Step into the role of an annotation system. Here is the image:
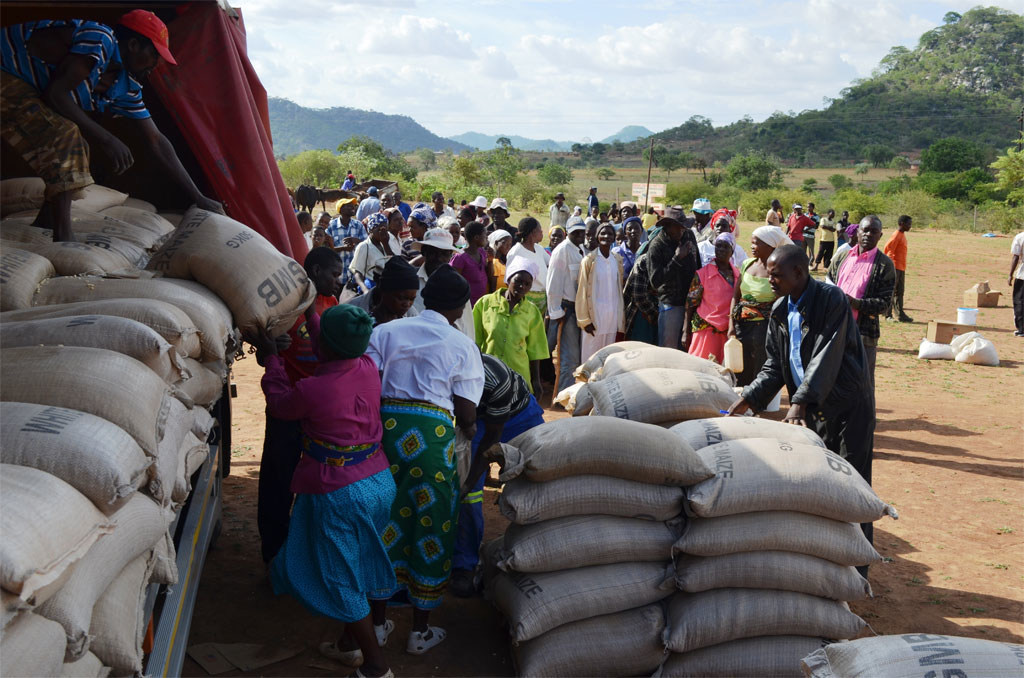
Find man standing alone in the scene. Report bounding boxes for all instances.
[587,187,599,216]
[549,192,570,231]
[786,204,812,250]
[1010,230,1024,336]
[883,215,913,323]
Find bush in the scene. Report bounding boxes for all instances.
[914,169,996,203]
[724,151,785,190]
[828,174,854,190]
[920,137,987,173]
[831,189,889,221]
[736,189,816,223]
[537,162,574,187]
[665,181,743,213]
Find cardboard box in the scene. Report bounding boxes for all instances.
[927,320,974,344]
[962,290,1002,307]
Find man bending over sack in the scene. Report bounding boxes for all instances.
[1,11,221,241]
[726,245,877,549]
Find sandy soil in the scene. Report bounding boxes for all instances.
[182,227,1022,677]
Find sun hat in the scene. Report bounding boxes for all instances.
[470,196,488,208]
[411,227,457,252]
[489,198,509,213]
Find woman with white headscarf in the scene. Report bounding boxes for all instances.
[727,226,790,385]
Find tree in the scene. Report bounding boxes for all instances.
[943,11,961,23]
[694,157,708,182]
[864,144,896,168]
[724,151,785,190]
[277,149,345,188]
[828,173,853,190]
[889,156,911,174]
[642,144,669,167]
[537,162,573,187]
[595,167,615,181]
[482,137,523,196]
[445,153,485,188]
[416,148,436,170]
[661,152,686,181]
[801,177,818,191]
[990,137,1024,205]
[855,163,870,176]
[336,135,417,181]
[920,137,987,173]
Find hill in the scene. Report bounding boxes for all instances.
[448,132,573,152]
[631,6,1023,164]
[267,98,470,157]
[601,125,654,144]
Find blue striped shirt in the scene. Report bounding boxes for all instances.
[1,20,150,119]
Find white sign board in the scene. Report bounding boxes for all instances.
[632,183,666,199]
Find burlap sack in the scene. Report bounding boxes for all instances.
[99,206,175,237]
[0,465,115,604]
[499,476,684,525]
[2,298,201,358]
[572,383,594,416]
[657,636,828,678]
[1,315,189,383]
[664,589,865,654]
[2,589,28,629]
[574,340,653,380]
[499,515,679,573]
[686,440,898,523]
[122,197,156,212]
[589,368,736,424]
[0,177,45,215]
[672,512,881,566]
[172,432,210,504]
[1,402,151,514]
[191,407,216,440]
[65,209,163,249]
[60,651,110,678]
[515,604,667,678]
[88,553,153,675]
[32,276,236,363]
[146,207,316,337]
[177,358,226,407]
[158,212,184,227]
[1,219,56,244]
[149,399,194,506]
[0,246,54,310]
[491,562,675,642]
[670,416,826,451]
[802,634,1024,678]
[502,417,711,486]
[149,531,178,587]
[598,346,733,383]
[675,551,871,600]
[553,382,584,413]
[72,185,127,213]
[38,494,172,661]
[0,611,67,678]
[2,239,134,276]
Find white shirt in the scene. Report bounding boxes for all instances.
[303,231,314,249]
[411,265,475,342]
[698,239,748,270]
[356,197,381,222]
[545,238,585,319]
[1012,232,1024,280]
[349,238,394,281]
[549,203,570,229]
[507,242,551,294]
[366,310,485,411]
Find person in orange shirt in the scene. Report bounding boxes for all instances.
[883,215,912,322]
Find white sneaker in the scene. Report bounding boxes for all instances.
[375,619,395,646]
[406,626,446,655]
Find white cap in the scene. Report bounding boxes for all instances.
[487,229,513,248]
[489,197,509,212]
[692,198,712,214]
[411,227,457,251]
[566,216,587,233]
[793,203,803,210]
[471,195,488,208]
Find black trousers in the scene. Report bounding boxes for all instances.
[734,318,768,387]
[814,241,835,268]
[257,415,302,563]
[1014,278,1024,333]
[810,401,876,547]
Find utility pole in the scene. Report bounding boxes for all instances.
[643,138,655,214]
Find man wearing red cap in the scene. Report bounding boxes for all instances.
[0,11,221,241]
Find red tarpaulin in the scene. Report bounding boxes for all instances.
[149,3,307,260]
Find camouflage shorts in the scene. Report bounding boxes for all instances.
[1,71,93,200]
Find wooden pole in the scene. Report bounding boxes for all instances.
[643,138,654,214]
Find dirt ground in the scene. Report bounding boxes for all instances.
[182,227,1023,677]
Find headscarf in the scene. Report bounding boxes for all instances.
[488,230,512,248]
[709,208,738,233]
[364,212,388,230]
[409,208,435,226]
[714,231,737,248]
[320,304,373,359]
[378,256,419,292]
[572,206,582,216]
[505,256,539,284]
[421,264,470,310]
[845,221,860,240]
[751,225,793,249]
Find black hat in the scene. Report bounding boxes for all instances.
[378,256,419,292]
[421,264,471,311]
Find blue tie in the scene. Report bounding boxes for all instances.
[788,299,805,387]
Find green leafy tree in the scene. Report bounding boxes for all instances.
[661,152,686,180]
[416,148,436,169]
[920,137,987,173]
[444,153,485,189]
[990,138,1024,205]
[277,149,345,188]
[828,173,853,190]
[801,177,818,191]
[642,144,669,168]
[889,156,911,173]
[537,162,574,187]
[337,135,417,181]
[854,163,870,176]
[864,144,896,167]
[595,167,615,181]
[483,137,524,196]
[724,151,785,190]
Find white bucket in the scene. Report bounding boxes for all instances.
[957,307,978,325]
[765,389,782,412]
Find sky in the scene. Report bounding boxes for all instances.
[241,0,1024,142]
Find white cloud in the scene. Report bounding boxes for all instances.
[357,15,474,59]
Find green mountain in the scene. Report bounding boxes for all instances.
[634,7,1023,164]
[268,98,470,157]
[449,132,574,152]
[601,126,654,144]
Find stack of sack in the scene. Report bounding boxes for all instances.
[0,183,315,675]
[485,417,716,677]
[655,418,898,677]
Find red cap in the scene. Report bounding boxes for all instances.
[119,10,176,65]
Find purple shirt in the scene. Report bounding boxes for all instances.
[450,249,489,305]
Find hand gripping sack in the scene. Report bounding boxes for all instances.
[588,368,736,424]
[598,346,733,382]
[499,476,684,525]
[514,604,667,678]
[574,340,651,380]
[672,512,882,567]
[670,416,826,451]
[491,562,675,642]
[0,465,115,605]
[0,403,151,514]
[0,246,54,310]
[686,439,898,523]
[657,636,829,678]
[503,417,712,486]
[801,634,1024,678]
[146,207,316,337]
[664,589,866,654]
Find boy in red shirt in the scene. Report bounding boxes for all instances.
[786,204,813,247]
[883,215,912,322]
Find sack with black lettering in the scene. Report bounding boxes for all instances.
[686,439,898,523]
[0,247,54,311]
[598,346,734,383]
[574,340,652,380]
[801,634,1024,678]
[588,368,736,424]
[670,416,826,451]
[146,207,316,337]
[656,635,829,677]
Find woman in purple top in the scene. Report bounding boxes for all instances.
[449,221,489,305]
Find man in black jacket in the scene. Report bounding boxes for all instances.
[647,217,700,349]
[727,245,876,544]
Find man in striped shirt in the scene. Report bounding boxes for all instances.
[450,352,545,597]
[0,11,221,241]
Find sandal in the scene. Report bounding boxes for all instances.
[318,641,363,666]
[375,619,395,647]
[406,626,446,655]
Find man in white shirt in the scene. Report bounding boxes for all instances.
[549,192,570,231]
[545,218,587,395]
[431,191,456,221]
[1010,231,1024,336]
[356,185,382,221]
[410,228,474,342]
